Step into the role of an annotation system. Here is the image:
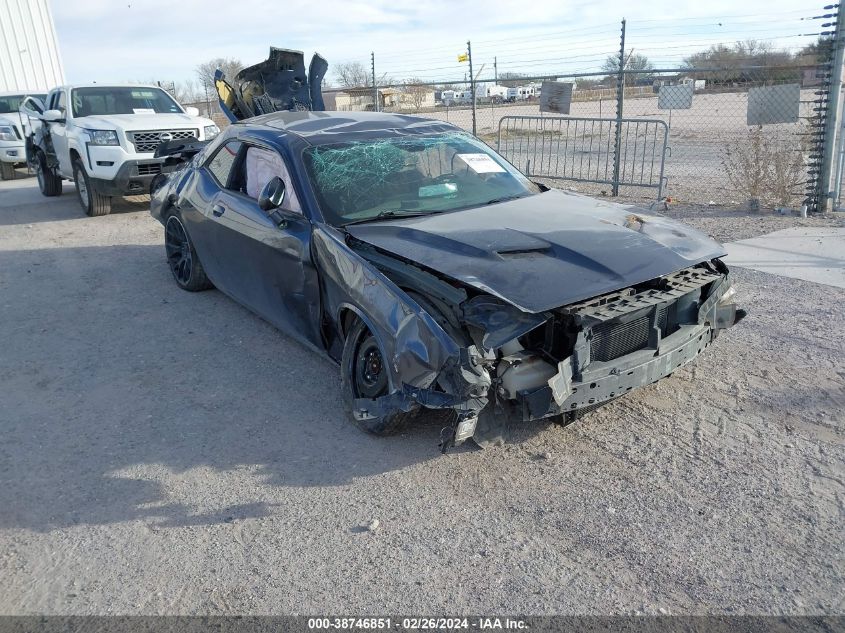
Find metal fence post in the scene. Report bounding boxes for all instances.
[371,52,379,113]
[612,18,626,197]
[468,40,477,136]
[820,5,845,211]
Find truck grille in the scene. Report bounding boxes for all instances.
[128,129,197,153]
[590,305,670,362]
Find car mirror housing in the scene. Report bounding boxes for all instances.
[43,109,65,123]
[258,176,286,212]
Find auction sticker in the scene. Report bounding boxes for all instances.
[456,153,506,173]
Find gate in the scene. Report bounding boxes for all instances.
[497,116,670,200]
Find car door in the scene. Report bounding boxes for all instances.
[47,90,72,176]
[197,140,322,346]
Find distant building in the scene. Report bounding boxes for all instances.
[0,0,65,92]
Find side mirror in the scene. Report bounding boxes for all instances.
[185,106,200,116]
[258,176,286,212]
[43,109,64,123]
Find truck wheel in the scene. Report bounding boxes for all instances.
[72,158,111,216]
[0,162,15,180]
[341,318,418,436]
[35,152,62,196]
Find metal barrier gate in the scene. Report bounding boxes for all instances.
[497,116,670,200]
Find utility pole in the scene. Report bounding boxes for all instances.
[371,52,379,112]
[468,40,477,136]
[494,56,498,84]
[611,18,626,197]
[820,5,845,211]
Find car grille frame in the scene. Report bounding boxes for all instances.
[128,129,198,153]
[136,163,162,176]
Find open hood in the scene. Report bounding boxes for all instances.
[346,190,726,313]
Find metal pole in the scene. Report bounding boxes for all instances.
[612,18,626,197]
[821,6,845,211]
[371,52,379,112]
[494,56,498,84]
[468,40,477,136]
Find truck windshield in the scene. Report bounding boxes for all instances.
[71,87,183,117]
[0,94,46,114]
[303,132,539,226]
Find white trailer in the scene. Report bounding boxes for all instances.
[0,0,65,92]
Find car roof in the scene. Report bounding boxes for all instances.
[0,91,46,97]
[238,110,462,146]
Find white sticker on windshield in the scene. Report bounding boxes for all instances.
[132,108,155,114]
[456,153,506,173]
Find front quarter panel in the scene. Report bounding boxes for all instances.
[312,225,460,390]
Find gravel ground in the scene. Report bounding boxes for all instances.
[0,175,843,616]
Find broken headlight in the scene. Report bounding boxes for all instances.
[718,285,736,305]
[0,125,17,141]
[85,129,119,146]
[203,124,220,140]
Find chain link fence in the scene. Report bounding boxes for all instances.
[344,65,816,209]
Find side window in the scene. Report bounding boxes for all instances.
[205,140,242,187]
[56,91,66,114]
[236,144,303,214]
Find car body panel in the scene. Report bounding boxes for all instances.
[346,189,726,313]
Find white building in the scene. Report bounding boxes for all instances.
[0,0,65,92]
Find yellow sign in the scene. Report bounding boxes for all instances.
[457,53,468,63]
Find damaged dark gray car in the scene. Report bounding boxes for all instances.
[150,110,745,449]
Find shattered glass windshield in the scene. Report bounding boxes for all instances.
[302,133,539,226]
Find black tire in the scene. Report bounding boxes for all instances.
[341,319,417,435]
[73,158,111,216]
[0,162,16,180]
[163,212,214,292]
[35,151,62,196]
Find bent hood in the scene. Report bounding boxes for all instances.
[346,190,726,313]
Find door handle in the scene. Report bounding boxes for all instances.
[211,204,225,217]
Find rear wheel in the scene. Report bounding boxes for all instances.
[341,319,417,435]
[164,213,213,292]
[0,162,15,180]
[35,152,62,196]
[73,158,111,216]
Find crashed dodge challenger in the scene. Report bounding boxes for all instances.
[150,110,745,449]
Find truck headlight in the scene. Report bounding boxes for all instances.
[0,126,16,141]
[86,130,120,146]
[203,124,219,140]
[718,285,736,305]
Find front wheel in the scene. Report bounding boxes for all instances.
[341,319,417,435]
[73,159,111,216]
[35,152,62,196]
[163,213,213,292]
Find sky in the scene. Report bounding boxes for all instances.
[51,0,822,87]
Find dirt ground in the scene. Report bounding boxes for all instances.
[0,172,843,616]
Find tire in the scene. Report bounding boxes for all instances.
[73,158,111,216]
[341,318,417,436]
[163,212,214,292]
[35,151,62,196]
[0,162,15,180]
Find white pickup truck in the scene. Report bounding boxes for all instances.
[25,84,219,216]
[0,91,46,180]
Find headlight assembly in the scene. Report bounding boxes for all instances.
[203,124,220,140]
[86,129,120,146]
[0,125,17,141]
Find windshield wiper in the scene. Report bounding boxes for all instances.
[343,210,434,226]
[484,194,527,206]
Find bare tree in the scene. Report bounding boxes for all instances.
[195,58,244,93]
[497,72,526,88]
[334,61,370,88]
[403,78,430,112]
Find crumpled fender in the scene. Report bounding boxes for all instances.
[312,225,462,390]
